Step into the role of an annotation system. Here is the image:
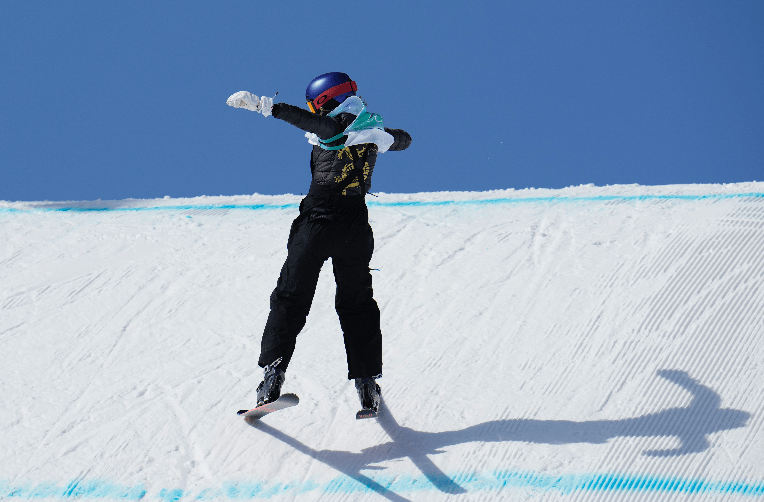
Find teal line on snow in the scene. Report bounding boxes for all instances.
[0,203,299,214]
[0,480,146,499]
[369,191,764,208]
[3,471,763,499]
[1,192,763,214]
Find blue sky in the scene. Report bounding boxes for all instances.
[1,1,762,202]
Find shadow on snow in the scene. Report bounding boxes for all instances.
[246,369,749,500]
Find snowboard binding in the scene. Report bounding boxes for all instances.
[355,377,381,419]
[256,358,285,407]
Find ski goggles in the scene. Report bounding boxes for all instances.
[307,80,357,113]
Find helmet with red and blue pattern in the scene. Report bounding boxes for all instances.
[306,72,357,114]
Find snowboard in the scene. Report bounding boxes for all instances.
[237,393,299,420]
[356,409,378,420]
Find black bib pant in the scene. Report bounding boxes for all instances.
[258,199,382,379]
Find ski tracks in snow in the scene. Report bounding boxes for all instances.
[2,186,764,501]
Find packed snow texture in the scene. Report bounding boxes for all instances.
[2,182,764,501]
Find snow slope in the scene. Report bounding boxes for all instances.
[2,182,764,501]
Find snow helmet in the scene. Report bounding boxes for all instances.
[306,72,357,114]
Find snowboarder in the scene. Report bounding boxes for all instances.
[227,72,411,415]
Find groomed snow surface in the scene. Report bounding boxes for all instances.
[2,182,764,502]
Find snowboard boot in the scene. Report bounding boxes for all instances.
[355,377,381,413]
[256,359,285,407]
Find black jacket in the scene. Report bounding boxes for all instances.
[272,103,411,206]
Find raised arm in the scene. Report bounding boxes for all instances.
[227,92,342,141]
[227,91,411,150]
[270,103,345,140]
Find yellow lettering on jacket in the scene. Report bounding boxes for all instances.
[334,146,371,195]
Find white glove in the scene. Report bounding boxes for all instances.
[305,132,319,146]
[226,91,261,112]
[226,91,274,117]
[259,95,273,117]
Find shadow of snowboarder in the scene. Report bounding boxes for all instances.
[247,369,749,498]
